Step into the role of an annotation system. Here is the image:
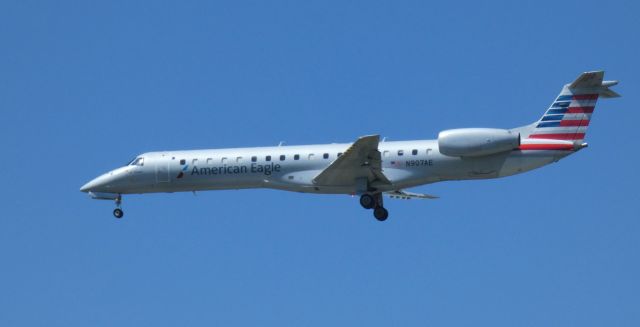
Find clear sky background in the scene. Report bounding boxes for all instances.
[1,0,638,326]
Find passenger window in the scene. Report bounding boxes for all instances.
[180,159,186,165]
[236,156,243,163]
[280,155,286,161]
[426,148,433,155]
[251,156,257,162]
[294,154,300,160]
[221,157,227,164]
[412,149,418,155]
[192,159,198,165]
[206,158,213,165]
[337,152,343,157]
[266,155,271,162]
[308,154,315,160]
[323,153,329,159]
[398,150,404,156]
[383,151,389,157]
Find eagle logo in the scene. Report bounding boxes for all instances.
[176,164,189,179]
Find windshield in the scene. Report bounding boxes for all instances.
[127,157,144,166]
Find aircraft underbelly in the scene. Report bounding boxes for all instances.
[499,151,570,177]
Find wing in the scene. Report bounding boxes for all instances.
[313,135,391,187]
[386,189,439,200]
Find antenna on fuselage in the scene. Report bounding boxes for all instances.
[278,141,285,146]
[381,137,387,142]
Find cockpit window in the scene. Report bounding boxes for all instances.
[129,157,144,166]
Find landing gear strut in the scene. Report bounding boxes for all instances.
[113,195,124,219]
[359,193,389,221]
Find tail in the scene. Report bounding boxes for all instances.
[522,71,620,142]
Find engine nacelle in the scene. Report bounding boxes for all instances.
[438,128,520,157]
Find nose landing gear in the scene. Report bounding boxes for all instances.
[113,195,124,219]
[359,193,389,221]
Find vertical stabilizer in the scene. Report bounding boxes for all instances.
[523,71,619,142]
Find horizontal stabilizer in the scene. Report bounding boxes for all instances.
[569,70,621,98]
[569,71,605,88]
[599,87,621,98]
[386,190,439,200]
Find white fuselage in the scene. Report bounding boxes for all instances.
[81,139,572,196]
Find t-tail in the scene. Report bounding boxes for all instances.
[519,71,619,148]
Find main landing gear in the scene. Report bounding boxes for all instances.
[113,195,124,219]
[360,193,389,221]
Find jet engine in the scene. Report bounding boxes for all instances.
[438,128,520,157]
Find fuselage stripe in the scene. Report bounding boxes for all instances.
[518,144,574,150]
[529,133,585,140]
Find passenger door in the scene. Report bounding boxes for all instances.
[155,154,170,183]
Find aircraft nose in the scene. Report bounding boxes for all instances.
[80,178,99,192]
[80,167,131,193]
[80,174,110,193]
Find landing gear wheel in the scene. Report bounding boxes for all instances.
[113,208,124,219]
[360,194,375,209]
[373,207,389,221]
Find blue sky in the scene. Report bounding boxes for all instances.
[1,0,639,326]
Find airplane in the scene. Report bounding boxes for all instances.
[81,71,619,221]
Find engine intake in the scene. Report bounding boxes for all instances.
[438,128,520,157]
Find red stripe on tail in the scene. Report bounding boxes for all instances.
[529,133,586,140]
[560,120,590,127]
[566,106,595,113]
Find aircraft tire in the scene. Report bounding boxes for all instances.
[360,194,375,209]
[113,208,124,219]
[373,207,388,221]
